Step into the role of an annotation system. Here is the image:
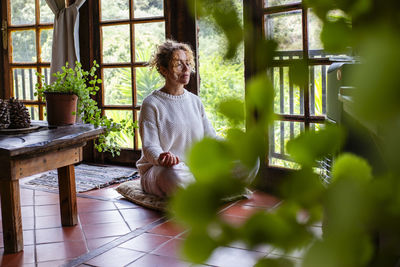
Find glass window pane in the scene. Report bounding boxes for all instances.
[11,30,37,62]
[102,25,130,63]
[264,0,301,7]
[198,12,245,137]
[40,29,53,62]
[199,52,245,136]
[265,11,303,52]
[308,9,323,51]
[101,0,129,21]
[13,68,37,101]
[104,68,132,105]
[270,157,301,169]
[309,65,328,116]
[269,120,304,168]
[11,0,35,25]
[104,110,134,149]
[40,0,54,23]
[134,0,164,18]
[272,67,302,115]
[136,67,163,106]
[26,105,39,121]
[135,22,165,62]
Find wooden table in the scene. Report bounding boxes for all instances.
[0,122,103,253]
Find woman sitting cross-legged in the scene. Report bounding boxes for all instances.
[137,39,258,198]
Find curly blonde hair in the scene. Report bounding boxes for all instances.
[149,39,195,77]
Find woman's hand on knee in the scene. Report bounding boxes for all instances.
[158,152,180,167]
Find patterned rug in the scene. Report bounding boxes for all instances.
[24,163,139,193]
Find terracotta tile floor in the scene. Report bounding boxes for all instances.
[0,174,316,267]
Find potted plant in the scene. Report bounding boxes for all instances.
[35,61,135,156]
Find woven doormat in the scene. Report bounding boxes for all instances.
[24,163,139,193]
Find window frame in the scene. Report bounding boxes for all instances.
[79,0,198,164]
[244,0,346,169]
[1,0,54,120]
[99,1,167,151]
[0,0,198,165]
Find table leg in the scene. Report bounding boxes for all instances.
[57,165,78,226]
[0,180,23,253]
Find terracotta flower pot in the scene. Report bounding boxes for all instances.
[44,92,78,126]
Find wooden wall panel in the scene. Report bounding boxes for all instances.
[0,1,4,99]
[165,0,199,95]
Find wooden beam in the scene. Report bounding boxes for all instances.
[10,146,82,180]
[79,0,100,163]
[244,0,264,80]
[0,180,23,253]
[0,0,11,99]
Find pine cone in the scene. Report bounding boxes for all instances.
[0,99,10,129]
[8,98,31,129]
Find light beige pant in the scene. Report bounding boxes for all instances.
[140,159,260,198]
[141,162,195,198]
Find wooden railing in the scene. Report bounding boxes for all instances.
[269,49,329,163]
[13,68,50,120]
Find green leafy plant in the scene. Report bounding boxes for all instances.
[35,61,136,156]
[169,0,400,266]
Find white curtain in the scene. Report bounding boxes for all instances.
[46,0,86,82]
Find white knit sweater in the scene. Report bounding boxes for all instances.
[136,89,216,174]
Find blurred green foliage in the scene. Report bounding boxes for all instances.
[170,0,400,266]
[189,0,243,59]
[198,52,245,135]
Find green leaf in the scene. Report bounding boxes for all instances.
[280,169,325,207]
[324,157,374,241]
[252,38,277,72]
[353,30,400,123]
[254,257,295,267]
[212,2,243,59]
[187,138,233,181]
[335,0,372,18]
[242,207,312,250]
[303,0,335,19]
[287,125,345,167]
[320,19,352,53]
[181,229,217,263]
[190,0,243,59]
[169,183,220,228]
[303,234,373,267]
[246,74,275,127]
[331,153,373,183]
[218,98,244,123]
[289,60,308,86]
[226,126,265,170]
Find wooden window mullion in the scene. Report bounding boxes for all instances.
[302,6,310,129]
[129,0,138,150]
[35,0,45,119]
[263,3,302,15]
[1,0,11,99]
